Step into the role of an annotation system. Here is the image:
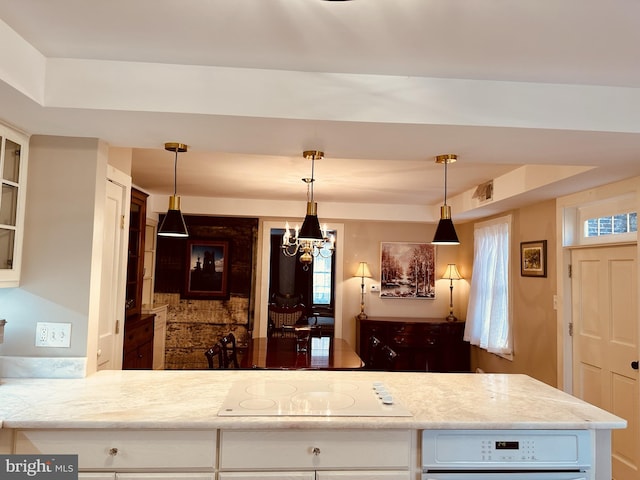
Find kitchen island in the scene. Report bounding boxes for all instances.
[0,370,626,479]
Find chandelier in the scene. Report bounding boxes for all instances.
[282,150,335,268]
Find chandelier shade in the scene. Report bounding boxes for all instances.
[158,142,189,238]
[299,203,324,240]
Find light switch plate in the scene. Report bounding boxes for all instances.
[35,322,71,348]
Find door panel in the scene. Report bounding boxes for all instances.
[97,180,126,370]
[571,245,638,480]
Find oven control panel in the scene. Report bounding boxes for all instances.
[423,429,592,470]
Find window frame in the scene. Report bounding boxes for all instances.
[577,193,637,245]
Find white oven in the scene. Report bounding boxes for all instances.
[422,430,592,480]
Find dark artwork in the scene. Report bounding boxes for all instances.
[155,215,258,298]
[186,241,228,297]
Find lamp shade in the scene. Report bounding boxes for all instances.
[432,218,459,245]
[354,261,372,278]
[158,196,188,237]
[442,263,462,280]
[298,202,324,240]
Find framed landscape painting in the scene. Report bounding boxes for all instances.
[380,242,436,299]
[520,240,547,277]
[184,240,230,298]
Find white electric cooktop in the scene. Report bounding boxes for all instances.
[218,379,412,417]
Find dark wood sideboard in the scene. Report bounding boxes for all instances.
[356,317,470,372]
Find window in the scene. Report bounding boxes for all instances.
[584,212,637,238]
[576,193,637,245]
[464,215,512,357]
[312,244,333,305]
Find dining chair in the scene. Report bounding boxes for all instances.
[267,303,306,337]
[218,332,240,368]
[204,343,224,369]
[367,335,398,371]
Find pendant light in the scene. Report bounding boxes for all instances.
[282,150,335,268]
[158,142,189,238]
[432,154,460,245]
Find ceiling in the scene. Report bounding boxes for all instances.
[1,0,640,222]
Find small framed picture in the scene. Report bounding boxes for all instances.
[520,240,547,277]
[184,240,230,298]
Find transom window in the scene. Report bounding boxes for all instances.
[584,212,637,238]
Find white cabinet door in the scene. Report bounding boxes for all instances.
[116,474,214,480]
[0,122,29,288]
[80,474,214,480]
[317,472,410,480]
[219,473,314,480]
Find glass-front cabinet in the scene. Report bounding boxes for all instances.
[0,122,29,288]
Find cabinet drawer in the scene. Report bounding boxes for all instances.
[15,430,216,470]
[220,429,410,470]
[317,472,409,480]
[219,473,314,480]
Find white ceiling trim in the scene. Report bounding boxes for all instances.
[39,58,640,134]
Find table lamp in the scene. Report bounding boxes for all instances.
[442,264,462,322]
[354,262,372,320]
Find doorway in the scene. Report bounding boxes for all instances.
[257,221,344,339]
[268,228,335,315]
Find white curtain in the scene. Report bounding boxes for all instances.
[464,218,512,354]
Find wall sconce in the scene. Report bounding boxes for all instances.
[158,142,189,238]
[353,262,372,320]
[442,263,462,322]
[432,154,460,245]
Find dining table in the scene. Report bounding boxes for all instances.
[240,335,363,370]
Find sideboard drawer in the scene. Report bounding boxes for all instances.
[15,429,216,470]
[220,429,410,470]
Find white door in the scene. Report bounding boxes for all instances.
[97,179,127,370]
[571,245,639,480]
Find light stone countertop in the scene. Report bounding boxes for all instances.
[0,370,626,430]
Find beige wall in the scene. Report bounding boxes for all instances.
[468,199,557,386]
[340,220,466,344]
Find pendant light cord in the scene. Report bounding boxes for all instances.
[443,159,448,206]
[173,149,178,196]
[310,155,315,202]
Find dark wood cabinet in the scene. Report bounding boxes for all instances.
[123,188,154,369]
[125,188,148,317]
[356,317,470,372]
[122,313,155,369]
